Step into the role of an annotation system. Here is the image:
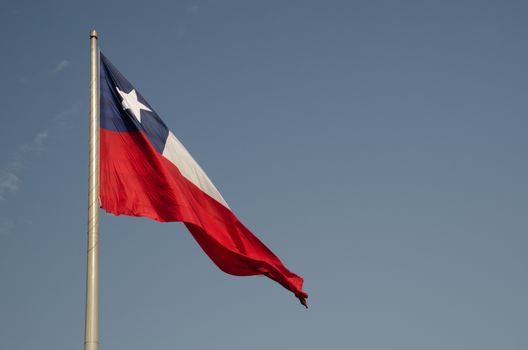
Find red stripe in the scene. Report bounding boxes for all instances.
[100,129,308,306]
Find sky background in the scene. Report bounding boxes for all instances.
[0,0,527,349]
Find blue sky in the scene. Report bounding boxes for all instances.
[0,1,527,349]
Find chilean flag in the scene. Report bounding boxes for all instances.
[99,53,308,306]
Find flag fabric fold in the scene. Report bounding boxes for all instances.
[99,53,308,306]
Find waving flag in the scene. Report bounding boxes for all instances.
[99,53,308,306]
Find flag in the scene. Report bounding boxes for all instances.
[99,53,308,306]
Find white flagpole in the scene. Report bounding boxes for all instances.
[85,29,100,350]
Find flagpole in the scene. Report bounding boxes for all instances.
[85,29,100,350]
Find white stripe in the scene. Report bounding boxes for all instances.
[162,131,229,208]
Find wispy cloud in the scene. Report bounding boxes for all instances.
[0,129,48,199]
[51,59,70,74]
[0,217,15,235]
[177,0,207,38]
[19,59,71,83]
[187,3,200,13]
[0,102,80,200]
[52,100,82,122]
[20,130,49,153]
[0,172,20,199]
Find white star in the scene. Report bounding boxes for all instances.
[117,87,152,123]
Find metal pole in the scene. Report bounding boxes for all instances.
[85,29,100,350]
